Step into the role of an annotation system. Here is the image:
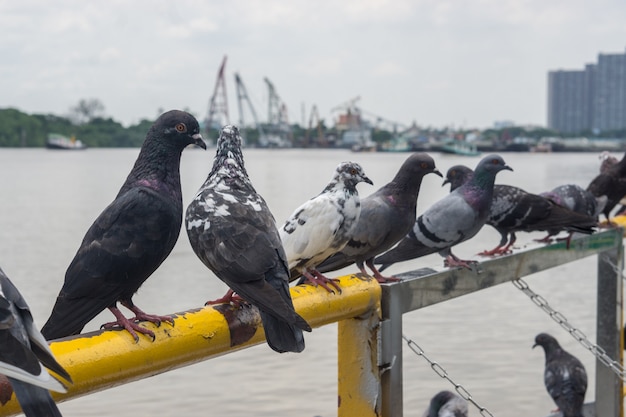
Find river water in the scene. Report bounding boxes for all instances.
[0,147,613,416]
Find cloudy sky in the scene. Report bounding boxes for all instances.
[1,0,625,130]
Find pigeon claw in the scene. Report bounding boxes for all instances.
[443,255,478,271]
[303,270,342,294]
[364,260,401,283]
[205,289,246,307]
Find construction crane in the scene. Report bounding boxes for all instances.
[262,77,293,147]
[205,55,230,139]
[234,72,271,146]
[305,105,326,147]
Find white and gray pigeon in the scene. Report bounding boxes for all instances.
[186,125,311,353]
[0,267,72,417]
[444,165,597,255]
[534,333,587,417]
[314,153,441,282]
[279,161,373,293]
[41,110,206,342]
[375,154,512,271]
[422,390,468,417]
[541,184,606,219]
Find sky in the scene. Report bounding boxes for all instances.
[1,0,625,131]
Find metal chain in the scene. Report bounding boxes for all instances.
[512,278,626,381]
[402,334,495,417]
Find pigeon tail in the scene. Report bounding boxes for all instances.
[375,237,438,272]
[226,275,311,353]
[41,293,115,341]
[259,311,306,353]
[8,378,63,417]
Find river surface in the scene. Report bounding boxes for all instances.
[0,148,614,416]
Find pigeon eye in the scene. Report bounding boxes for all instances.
[350,168,357,175]
[492,158,499,165]
[420,162,428,169]
[175,123,187,133]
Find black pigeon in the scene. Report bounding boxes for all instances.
[315,153,441,282]
[185,125,311,353]
[375,154,512,271]
[444,165,597,255]
[587,150,626,220]
[422,390,468,417]
[41,110,206,342]
[279,161,373,293]
[534,333,587,417]
[0,267,72,417]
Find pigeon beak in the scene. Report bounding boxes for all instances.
[192,133,207,150]
[432,169,443,178]
[503,164,513,172]
[442,178,450,187]
[363,176,374,186]
[532,342,538,349]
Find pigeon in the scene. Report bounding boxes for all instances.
[444,165,597,256]
[541,184,606,219]
[185,125,311,353]
[314,153,441,282]
[375,154,512,270]
[587,150,626,220]
[41,110,206,342]
[422,390,468,417]
[599,150,619,174]
[533,333,587,417]
[0,267,72,417]
[279,161,373,293]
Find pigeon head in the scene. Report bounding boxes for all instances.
[399,153,442,180]
[533,332,561,353]
[443,165,473,191]
[425,391,460,417]
[468,154,512,188]
[210,125,248,178]
[153,110,206,151]
[326,161,373,192]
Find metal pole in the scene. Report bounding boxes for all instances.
[380,284,404,417]
[595,239,624,417]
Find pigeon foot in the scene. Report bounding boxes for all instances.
[102,306,155,342]
[479,243,513,257]
[205,289,246,307]
[303,269,342,294]
[122,300,175,327]
[363,260,400,283]
[443,254,478,271]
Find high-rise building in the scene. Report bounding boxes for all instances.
[547,48,626,133]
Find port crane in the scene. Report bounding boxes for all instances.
[205,55,230,138]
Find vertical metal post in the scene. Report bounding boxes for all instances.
[380,285,404,417]
[596,241,624,417]
[338,308,382,417]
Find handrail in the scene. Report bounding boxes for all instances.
[0,275,381,417]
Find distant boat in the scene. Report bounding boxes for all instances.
[46,133,87,150]
[439,140,480,156]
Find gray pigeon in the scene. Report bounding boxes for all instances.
[534,333,587,417]
[185,125,311,353]
[541,184,606,219]
[375,154,512,270]
[444,165,597,255]
[422,390,468,417]
[0,267,72,417]
[587,150,626,220]
[315,153,441,282]
[41,110,206,342]
[280,161,373,293]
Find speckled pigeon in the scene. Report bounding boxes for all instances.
[375,154,512,270]
[541,184,606,219]
[422,390,468,417]
[315,153,441,282]
[186,125,311,353]
[41,110,206,342]
[279,161,373,293]
[444,165,597,255]
[533,333,587,417]
[587,150,626,220]
[0,267,72,417]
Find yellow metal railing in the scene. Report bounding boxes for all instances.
[0,275,382,417]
